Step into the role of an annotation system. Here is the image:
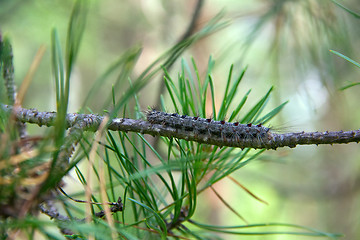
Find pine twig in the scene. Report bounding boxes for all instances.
[39,197,123,221]
[2,104,360,150]
[39,196,123,235]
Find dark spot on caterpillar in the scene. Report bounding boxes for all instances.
[181,116,195,131]
[247,123,252,127]
[206,118,212,123]
[256,124,262,127]
[220,120,225,124]
[234,122,239,126]
[164,121,172,127]
[196,124,208,134]
[210,131,222,138]
[184,124,194,131]
[224,131,234,138]
[181,115,186,118]
[174,121,183,129]
[238,133,246,138]
[194,116,199,120]
[208,125,222,137]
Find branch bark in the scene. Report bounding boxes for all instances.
[2,104,360,150]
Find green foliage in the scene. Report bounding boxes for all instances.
[52,0,88,147]
[54,55,330,238]
[2,0,358,239]
[331,0,360,19]
[330,50,360,90]
[0,36,15,105]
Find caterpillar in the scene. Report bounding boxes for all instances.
[146,110,273,143]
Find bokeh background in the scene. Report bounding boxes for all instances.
[2,0,360,239]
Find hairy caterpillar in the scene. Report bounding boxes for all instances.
[146,110,273,143]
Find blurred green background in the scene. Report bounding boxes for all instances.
[2,0,360,239]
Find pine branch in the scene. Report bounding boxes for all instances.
[3,104,360,150]
[39,197,123,235]
[39,197,123,222]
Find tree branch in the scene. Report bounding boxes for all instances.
[39,196,123,235]
[2,104,360,150]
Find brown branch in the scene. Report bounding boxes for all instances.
[2,104,360,150]
[39,197,123,221]
[39,197,123,235]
